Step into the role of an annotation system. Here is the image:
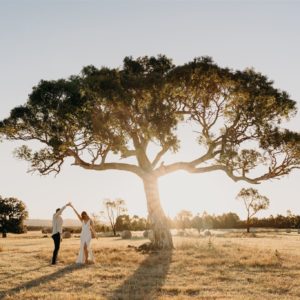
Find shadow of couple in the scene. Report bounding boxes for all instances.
[109,249,173,299]
[1,250,172,300]
[0,264,83,299]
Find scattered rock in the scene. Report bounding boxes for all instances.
[121,230,132,239]
[62,231,71,238]
[204,230,211,237]
[143,230,154,242]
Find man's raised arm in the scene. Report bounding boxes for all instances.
[54,202,71,217]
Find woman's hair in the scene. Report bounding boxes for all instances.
[81,211,89,219]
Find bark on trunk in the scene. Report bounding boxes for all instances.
[246,218,250,233]
[143,175,173,249]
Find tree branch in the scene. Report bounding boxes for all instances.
[67,149,144,177]
[151,146,169,168]
[120,149,137,159]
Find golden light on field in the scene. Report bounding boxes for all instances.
[2,231,300,299]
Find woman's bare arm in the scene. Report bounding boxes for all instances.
[70,204,82,222]
[90,221,97,238]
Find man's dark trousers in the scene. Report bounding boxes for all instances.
[51,232,61,264]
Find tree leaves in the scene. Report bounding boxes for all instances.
[0,196,28,233]
[0,55,299,182]
[236,188,270,217]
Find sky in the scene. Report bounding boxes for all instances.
[0,0,299,221]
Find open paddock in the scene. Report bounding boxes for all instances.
[0,231,300,299]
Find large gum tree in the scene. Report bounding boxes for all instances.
[1,56,300,249]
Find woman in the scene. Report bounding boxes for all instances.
[70,203,97,264]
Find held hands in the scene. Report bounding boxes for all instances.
[68,202,76,212]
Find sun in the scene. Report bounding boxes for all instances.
[158,170,241,219]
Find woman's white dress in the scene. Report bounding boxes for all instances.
[76,219,94,264]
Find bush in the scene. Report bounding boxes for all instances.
[26,226,43,231]
[41,227,52,234]
[63,227,81,234]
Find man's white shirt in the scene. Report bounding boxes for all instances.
[52,205,67,235]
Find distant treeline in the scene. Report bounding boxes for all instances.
[29,212,300,233]
[32,214,149,233]
[171,212,300,231]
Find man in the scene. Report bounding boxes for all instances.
[51,202,70,265]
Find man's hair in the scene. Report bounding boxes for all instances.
[56,208,60,213]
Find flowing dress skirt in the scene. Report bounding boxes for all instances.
[76,220,94,263]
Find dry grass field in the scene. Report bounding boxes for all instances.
[1,231,300,299]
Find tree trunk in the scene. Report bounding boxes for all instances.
[143,175,173,249]
[112,226,116,236]
[2,228,7,238]
[246,218,250,233]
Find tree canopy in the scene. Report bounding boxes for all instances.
[1,55,299,183]
[1,55,300,248]
[236,187,270,232]
[0,196,28,236]
[101,198,127,236]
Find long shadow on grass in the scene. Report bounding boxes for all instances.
[1,266,48,281]
[0,264,83,299]
[109,250,173,300]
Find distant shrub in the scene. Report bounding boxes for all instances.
[41,227,52,234]
[63,227,81,234]
[27,226,44,231]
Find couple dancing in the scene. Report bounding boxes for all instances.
[51,202,97,265]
